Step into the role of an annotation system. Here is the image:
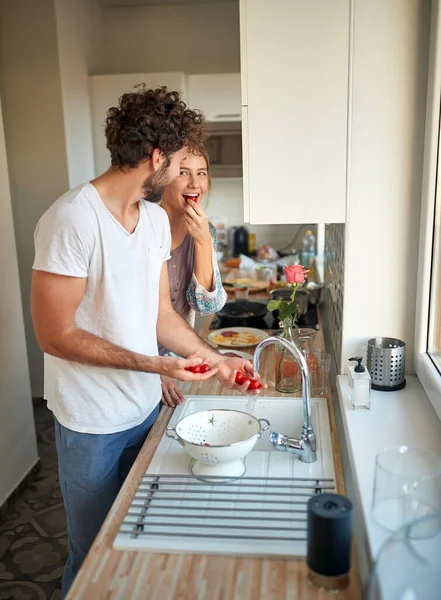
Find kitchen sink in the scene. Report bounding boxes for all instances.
[113,396,336,557]
[149,395,335,478]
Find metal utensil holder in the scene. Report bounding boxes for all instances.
[367,337,406,391]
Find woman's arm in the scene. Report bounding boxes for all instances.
[187,222,227,315]
[184,198,213,289]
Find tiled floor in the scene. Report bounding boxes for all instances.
[0,400,66,600]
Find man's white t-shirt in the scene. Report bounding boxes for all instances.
[33,183,171,434]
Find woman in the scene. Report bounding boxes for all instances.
[159,145,227,407]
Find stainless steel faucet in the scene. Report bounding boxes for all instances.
[253,336,317,463]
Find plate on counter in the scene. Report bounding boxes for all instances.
[222,278,269,293]
[218,349,254,361]
[208,327,269,348]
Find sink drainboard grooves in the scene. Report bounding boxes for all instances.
[116,474,335,547]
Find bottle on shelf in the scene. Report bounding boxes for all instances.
[248,232,256,255]
[348,357,371,410]
[302,229,316,267]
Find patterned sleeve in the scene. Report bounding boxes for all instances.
[186,222,228,315]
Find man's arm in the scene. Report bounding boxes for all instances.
[31,270,214,380]
[156,264,262,392]
[156,263,221,362]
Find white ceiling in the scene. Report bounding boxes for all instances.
[98,0,236,7]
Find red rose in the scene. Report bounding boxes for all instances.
[284,265,309,284]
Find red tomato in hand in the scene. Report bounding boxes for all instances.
[192,365,202,373]
[185,367,193,372]
[249,379,262,390]
[235,372,246,385]
[199,364,211,373]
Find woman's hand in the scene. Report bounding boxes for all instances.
[161,376,185,407]
[185,199,211,246]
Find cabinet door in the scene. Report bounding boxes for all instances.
[187,74,241,122]
[89,73,187,176]
[241,0,349,224]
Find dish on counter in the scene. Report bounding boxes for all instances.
[218,349,254,361]
[208,327,269,348]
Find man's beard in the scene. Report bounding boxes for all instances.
[142,161,174,204]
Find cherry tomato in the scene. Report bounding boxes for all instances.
[192,365,202,374]
[199,363,211,373]
[185,367,193,372]
[235,372,246,385]
[249,379,262,390]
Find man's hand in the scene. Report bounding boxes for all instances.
[154,354,218,382]
[212,356,266,395]
[161,376,185,407]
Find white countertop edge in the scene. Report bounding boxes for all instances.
[336,375,441,574]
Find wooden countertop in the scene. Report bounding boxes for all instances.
[67,310,361,600]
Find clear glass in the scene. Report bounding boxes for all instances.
[428,140,441,373]
[366,513,441,600]
[293,328,320,393]
[312,350,331,396]
[372,446,441,532]
[275,319,301,393]
[234,284,249,300]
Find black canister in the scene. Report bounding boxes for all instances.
[233,226,249,257]
[307,493,353,590]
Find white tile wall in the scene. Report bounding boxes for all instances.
[324,223,345,373]
[205,179,303,251]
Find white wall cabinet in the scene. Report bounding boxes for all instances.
[240,0,350,224]
[187,73,241,122]
[89,73,187,176]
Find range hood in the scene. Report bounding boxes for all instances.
[205,121,242,178]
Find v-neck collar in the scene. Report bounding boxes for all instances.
[88,182,142,237]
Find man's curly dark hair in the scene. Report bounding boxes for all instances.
[105,85,206,169]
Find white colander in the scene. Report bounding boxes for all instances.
[166,409,270,481]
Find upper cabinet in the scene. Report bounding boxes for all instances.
[240,0,350,224]
[187,74,241,122]
[89,73,187,176]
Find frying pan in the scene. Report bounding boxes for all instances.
[217,301,267,325]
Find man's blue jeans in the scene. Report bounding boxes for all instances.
[54,403,160,598]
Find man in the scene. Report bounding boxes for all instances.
[31,86,259,597]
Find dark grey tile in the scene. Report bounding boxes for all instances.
[0,580,56,600]
[0,537,68,583]
[22,471,60,505]
[1,490,65,537]
[48,585,61,600]
[0,498,40,537]
[29,505,66,539]
[0,539,11,562]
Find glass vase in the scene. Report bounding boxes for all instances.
[275,319,301,393]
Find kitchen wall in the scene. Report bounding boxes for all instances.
[0,0,70,397]
[0,0,104,397]
[328,0,430,375]
[98,2,240,75]
[0,91,38,508]
[55,0,104,187]
[207,179,303,251]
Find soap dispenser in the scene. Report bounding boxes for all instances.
[348,357,371,410]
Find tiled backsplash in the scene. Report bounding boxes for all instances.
[324,223,345,373]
